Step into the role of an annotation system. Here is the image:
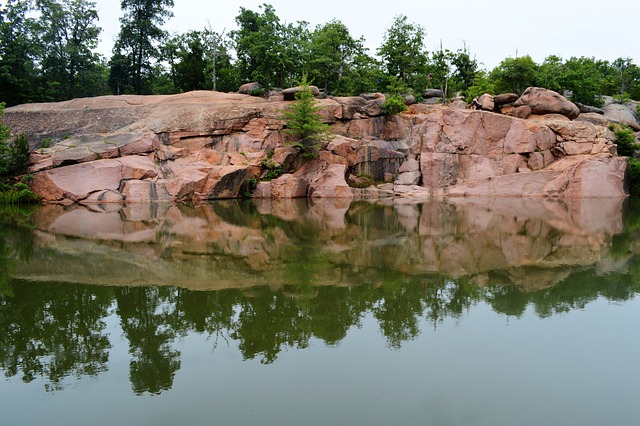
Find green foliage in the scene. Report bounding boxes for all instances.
[382,94,408,115]
[377,15,427,93]
[612,92,632,104]
[536,55,564,93]
[381,77,409,114]
[450,44,479,94]
[280,77,332,158]
[465,70,495,102]
[0,0,39,105]
[260,155,283,181]
[490,55,538,95]
[232,4,308,90]
[307,20,372,96]
[0,104,29,179]
[560,57,604,107]
[35,0,102,100]
[610,123,639,157]
[627,158,640,196]
[110,0,174,94]
[0,181,40,205]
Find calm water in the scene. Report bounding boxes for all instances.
[1,197,639,426]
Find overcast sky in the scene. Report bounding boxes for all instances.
[94,0,639,70]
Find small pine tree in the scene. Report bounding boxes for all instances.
[280,77,332,158]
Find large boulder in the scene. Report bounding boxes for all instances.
[576,112,610,127]
[282,85,321,101]
[603,103,640,131]
[424,89,443,99]
[238,82,262,95]
[575,102,604,115]
[478,94,495,111]
[494,93,519,106]
[514,87,580,119]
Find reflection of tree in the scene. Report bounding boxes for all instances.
[0,205,37,296]
[232,286,312,364]
[4,199,640,394]
[372,278,425,349]
[174,287,241,349]
[0,281,112,391]
[115,287,181,395]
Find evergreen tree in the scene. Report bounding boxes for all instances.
[280,77,332,158]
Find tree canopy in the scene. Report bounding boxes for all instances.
[0,1,638,106]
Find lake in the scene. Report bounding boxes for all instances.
[1,197,639,425]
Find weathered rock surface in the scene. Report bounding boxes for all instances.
[282,85,321,100]
[603,102,640,131]
[424,89,443,99]
[2,88,629,203]
[494,93,519,106]
[515,87,580,119]
[478,93,495,111]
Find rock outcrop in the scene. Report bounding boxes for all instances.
[2,88,629,203]
[514,87,581,119]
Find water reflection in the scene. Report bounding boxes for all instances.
[1,197,640,394]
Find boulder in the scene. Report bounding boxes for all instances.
[494,93,519,106]
[331,96,368,119]
[575,102,605,115]
[403,94,416,105]
[399,158,420,173]
[252,181,273,198]
[417,108,556,156]
[424,89,443,99]
[306,164,353,198]
[603,103,640,131]
[506,105,532,119]
[514,87,580,119]
[478,94,495,111]
[270,174,309,198]
[282,85,321,101]
[394,170,421,185]
[361,98,386,117]
[576,112,610,127]
[450,100,467,110]
[238,82,263,95]
[31,159,125,203]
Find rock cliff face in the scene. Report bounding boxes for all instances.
[2,89,629,203]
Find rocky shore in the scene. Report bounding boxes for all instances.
[2,87,635,204]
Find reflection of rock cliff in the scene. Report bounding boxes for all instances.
[2,88,628,203]
[13,197,627,291]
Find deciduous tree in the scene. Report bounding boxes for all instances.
[110,0,174,94]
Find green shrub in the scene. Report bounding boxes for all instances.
[40,138,53,149]
[0,182,40,205]
[260,153,284,181]
[611,123,639,157]
[280,76,332,159]
[382,94,408,115]
[627,158,640,196]
[612,93,631,104]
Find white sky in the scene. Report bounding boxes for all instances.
[94,0,639,70]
